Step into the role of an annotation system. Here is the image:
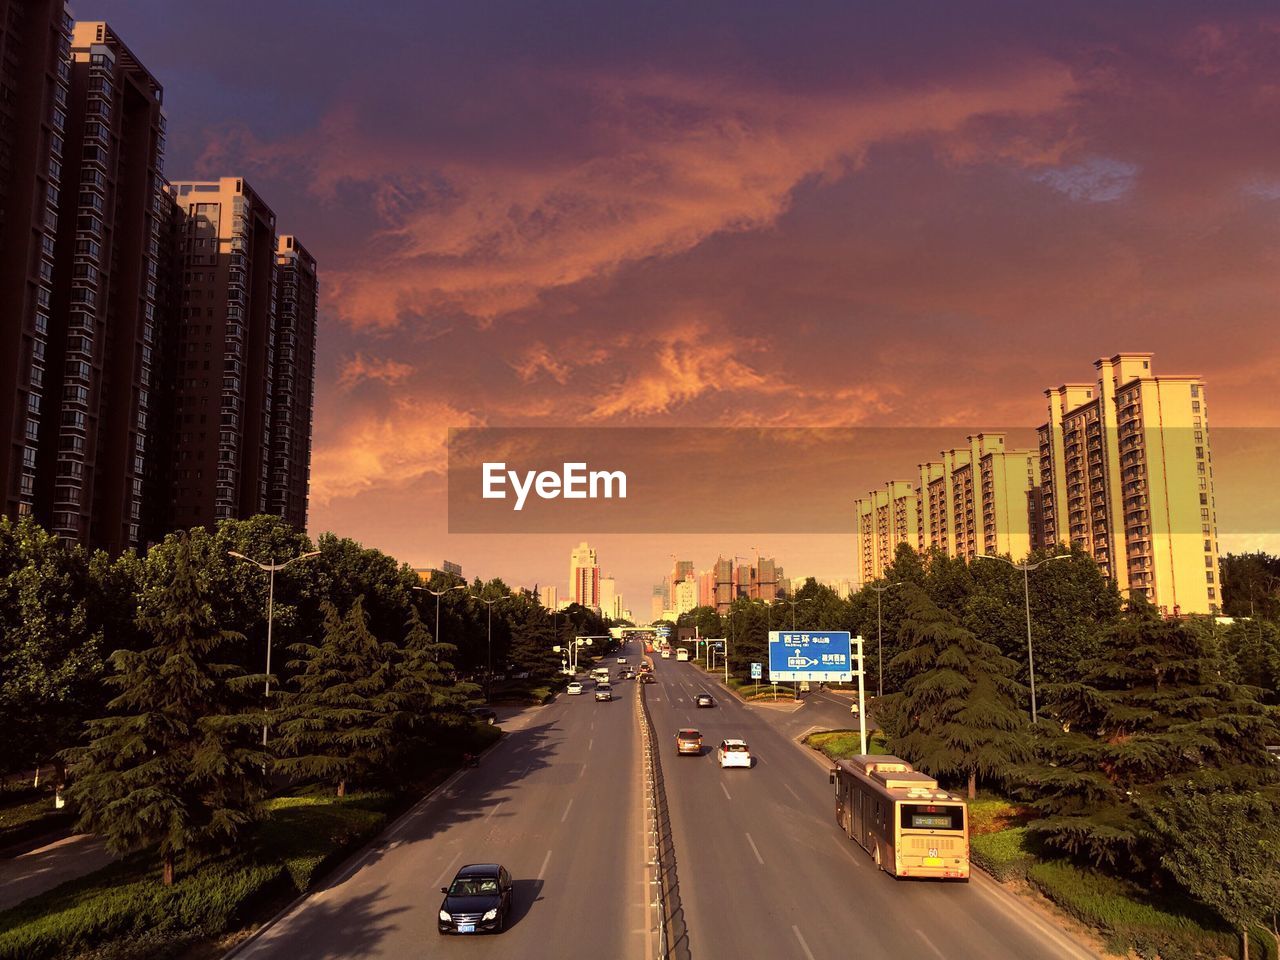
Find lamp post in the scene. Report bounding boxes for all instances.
[867,581,902,699]
[779,596,813,700]
[228,549,321,745]
[473,592,510,703]
[975,553,1071,724]
[411,583,467,648]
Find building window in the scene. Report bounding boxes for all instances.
[1205,571,1214,583]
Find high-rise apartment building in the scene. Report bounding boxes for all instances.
[854,480,919,585]
[1037,353,1219,614]
[39,22,165,551]
[267,235,316,528]
[0,0,71,525]
[166,177,279,527]
[569,540,600,609]
[599,575,620,620]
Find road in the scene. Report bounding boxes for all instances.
[230,666,647,960]
[648,657,1097,960]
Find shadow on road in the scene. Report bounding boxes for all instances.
[256,885,408,959]
[508,877,544,928]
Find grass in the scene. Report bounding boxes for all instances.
[256,791,393,892]
[970,827,1035,882]
[967,795,1034,836]
[1025,859,1261,960]
[803,729,890,759]
[0,788,73,848]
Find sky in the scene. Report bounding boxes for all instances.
[91,0,1280,608]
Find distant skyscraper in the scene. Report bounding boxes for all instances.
[569,540,600,609]
[266,235,317,528]
[539,584,558,610]
[599,575,623,619]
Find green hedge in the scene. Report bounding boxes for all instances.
[970,827,1034,882]
[0,856,285,960]
[0,790,74,849]
[256,791,392,893]
[1026,860,1247,960]
[804,730,890,760]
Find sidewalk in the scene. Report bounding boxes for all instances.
[0,832,115,912]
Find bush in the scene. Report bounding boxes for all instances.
[256,792,391,892]
[0,790,74,849]
[0,856,285,960]
[1026,860,1242,960]
[804,730,890,760]
[967,796,1033,836]
[970,827,1034,882]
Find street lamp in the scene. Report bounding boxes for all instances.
[975,553,1071,724]
[228,549,321,745]
[473,591,510,702]
[867,581,902,699]
[781,595,813,630]
[411,583,467,649]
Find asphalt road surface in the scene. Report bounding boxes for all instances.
[230,670,647,959]
[648,657,1098,960]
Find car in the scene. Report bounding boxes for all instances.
[510,670,530,680]
[616,657,628,664]
[470,706,498,725]
[566,682,584,696]
[640,672,657,684]
[694,693,715,708]
[718,739,752,768]
[595,683,613,702]
[615,670,629,681]
[439,863,513,934]
[676,728,703,755]
[660,649,671,659]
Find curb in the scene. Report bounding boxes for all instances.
[221,734,505,960]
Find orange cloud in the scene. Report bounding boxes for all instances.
[337,352,415,391]
[221,60,1076,329]
[309,396,482,506]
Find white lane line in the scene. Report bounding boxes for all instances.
[537,848,552,880]
[588,737,594,751]
[486,799,504,820]
[793,925,817,960]
[745,832,765,865]
[720,781,732,801]
[435,851,461,889]
[561,798,574,822]
[784,783,802,803]
[915,928,946,959]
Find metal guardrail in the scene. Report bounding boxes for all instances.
[637,680,686,959]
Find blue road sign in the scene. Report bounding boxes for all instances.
[768,631,853,682]
[750,662,762,680]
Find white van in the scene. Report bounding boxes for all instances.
[675,648,690,661]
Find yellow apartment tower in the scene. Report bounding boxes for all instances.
[1038,352,1219,615]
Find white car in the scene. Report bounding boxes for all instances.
[566,682,584,696]
[718,739,752,769]
[616,657,627,664]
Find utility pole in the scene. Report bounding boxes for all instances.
[412,582,467,649]
[228,549,321,745]
[867,581,901,699]
[975,554,1071,724]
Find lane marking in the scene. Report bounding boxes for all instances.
[784,783,802,803]
[793,925,817,960]
[537,848,552,880]
[561,798,574,822]
[588,737,594,751]
[915,928,946,959]
[435,852,461,889]
[720,781,732,801]
[486,799,504,821]
[745,832,765,865]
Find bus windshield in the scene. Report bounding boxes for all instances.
[899,803,964,831]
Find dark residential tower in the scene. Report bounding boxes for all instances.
[268,235,316,529]
[0,0,71,524]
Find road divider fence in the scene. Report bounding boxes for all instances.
[637,680,688,959]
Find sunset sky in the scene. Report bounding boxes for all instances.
[94,1,1280,606]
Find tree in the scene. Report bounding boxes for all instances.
[276,598,401,796]
[0,516,105,780]
[1142,786,1280,960]
[884,591,1030,798]
[1018,606,1280,872]
[63,532,267,885]
[1220,552,1280,621]
[505,596,561,679]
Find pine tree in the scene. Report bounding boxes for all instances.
[506,601,560,680]
[1018,606,1280,871]
[63,532,267,885]
[885,590,1030,799]
[397,607,476,728]
[276,597,401,796]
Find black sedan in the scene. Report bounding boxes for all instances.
[695,693,715,708]
[469,706,498,725]
[439,863,513,934]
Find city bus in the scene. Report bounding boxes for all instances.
[830,755,969,880]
